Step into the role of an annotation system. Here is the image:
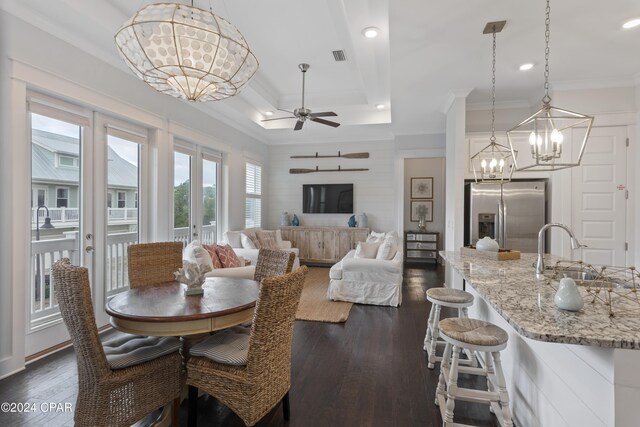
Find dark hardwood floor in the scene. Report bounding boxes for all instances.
[0,266,500,427]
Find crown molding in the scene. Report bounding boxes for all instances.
[466,100,532,111]
[550,76,637,92]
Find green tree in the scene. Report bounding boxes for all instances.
[203,185,216,225]
[174,180,190,228]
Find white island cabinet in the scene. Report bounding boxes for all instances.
[440,251,640,427]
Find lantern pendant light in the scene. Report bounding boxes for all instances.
[115,2,258,102]
[471,21,515,184]
[506,0,593,171]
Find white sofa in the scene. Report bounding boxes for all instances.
[222,229,300,270]
[328,249,404,307]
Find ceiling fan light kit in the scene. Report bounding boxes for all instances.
[114,2,258,102]
[506,0,593,171]
[261,63,340,130]
[470,20,516,184]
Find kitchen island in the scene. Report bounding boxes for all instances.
[440,251,640,427]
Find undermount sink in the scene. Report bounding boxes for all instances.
[543,267,631,289]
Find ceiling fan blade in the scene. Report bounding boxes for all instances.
[294,120,304,131]
[310,112,337,117]
[310,117,340,128]
[277,108,295,114]
[261,116,296,122]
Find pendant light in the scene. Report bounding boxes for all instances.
[506,0,593,171]
[471,21,515,184]
[115,2,258,102]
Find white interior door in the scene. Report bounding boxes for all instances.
[571,126,628,267]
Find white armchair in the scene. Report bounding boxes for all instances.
[328,249,404,307]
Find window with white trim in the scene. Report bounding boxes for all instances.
[117,191,126,208]
[245,162,262,228]
[56,187,69,208]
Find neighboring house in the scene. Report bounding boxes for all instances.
[31,129,138,234]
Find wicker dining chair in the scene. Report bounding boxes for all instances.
[187,266,309,427]
[253,248,296,283]
[52,258,184,427]
[127,241,183,288]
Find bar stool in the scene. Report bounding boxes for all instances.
[435,317,513,427]
[424,287,477,369]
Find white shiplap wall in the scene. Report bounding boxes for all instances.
[266,141,396,232]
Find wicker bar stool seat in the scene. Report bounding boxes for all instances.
[424,287,477,369]
[436,317,513,427]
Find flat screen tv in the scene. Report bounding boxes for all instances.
[303,184,353,214]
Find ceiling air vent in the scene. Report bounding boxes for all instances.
[332,50,346,61]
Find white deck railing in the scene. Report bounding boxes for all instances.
[32,207,138,225]
[173,224,217,245]
[30,224,217,330]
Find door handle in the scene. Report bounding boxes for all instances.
[85,246,94,253]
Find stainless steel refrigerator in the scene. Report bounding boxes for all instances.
[467,181,546,253]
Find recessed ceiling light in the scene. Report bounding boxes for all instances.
[264,111,274,116]
[362,27,380,38]
[622,18,640,29]
[519,63,534,71]
[375,104,385,109]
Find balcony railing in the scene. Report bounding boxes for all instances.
[173,223,217,246]
[31,207,138,226]
[30,224,217,331]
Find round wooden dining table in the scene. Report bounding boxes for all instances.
[105,277,259,337]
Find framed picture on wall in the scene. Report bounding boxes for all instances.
[410,200,433,222]
[411,177,433,199]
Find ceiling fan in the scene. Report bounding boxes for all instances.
[262,63,340,131]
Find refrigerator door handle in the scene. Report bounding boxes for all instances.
[497,199,505,248]
[502,199,507,248]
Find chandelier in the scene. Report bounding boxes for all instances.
[506,0,593,171]
[471,21,515,184]
[115,2,258,102]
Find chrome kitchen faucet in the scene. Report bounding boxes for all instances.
[535,223,586,276]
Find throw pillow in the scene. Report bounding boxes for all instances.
[202,244,223,269]
[224,231,243,248]
[354,241,380,259]
[183,240,214,273]
[240,233,257,249]
[242,230,261,249]
[256,230,278,249]
[275,229,284,247]
[366,231,386,243]
[376,236,398,260]
[215,244,242,268]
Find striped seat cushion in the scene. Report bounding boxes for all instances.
[189,326,250,366]
[103,333,182,370]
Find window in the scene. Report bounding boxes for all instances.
[107,192,112,208]
[117,191,126,208]
[56,187,69,208]
[57,154,78,168]
[134,192,138,209]
[245,162,262,228]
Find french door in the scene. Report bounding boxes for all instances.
[173,142,221,245]
[26,95,146,355]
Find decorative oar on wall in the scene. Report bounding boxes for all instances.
[290,151,369,159]
[289,166,369,174]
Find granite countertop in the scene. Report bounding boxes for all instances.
[439,251,640,349]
